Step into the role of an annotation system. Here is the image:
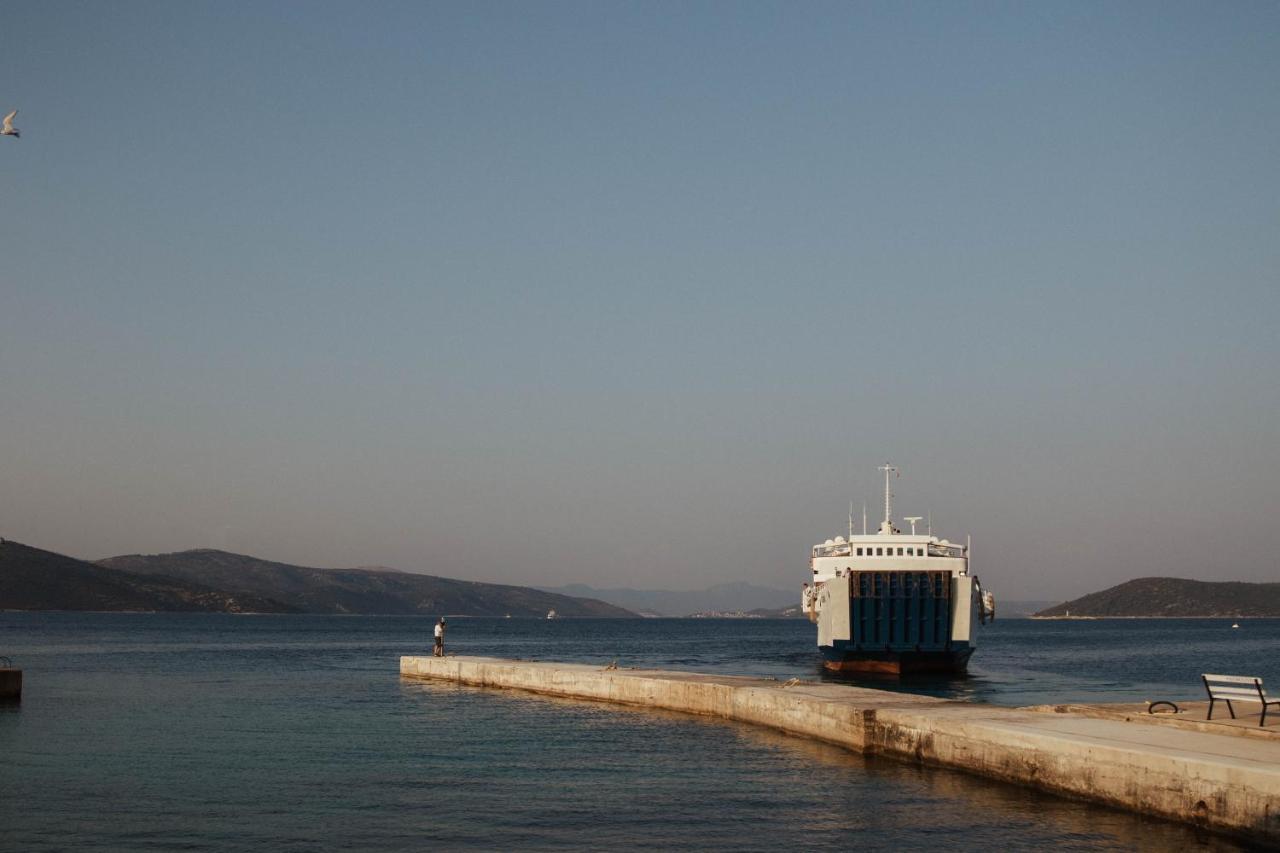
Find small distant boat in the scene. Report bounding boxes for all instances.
[546,609,557,620]
[1232,623,1240,629]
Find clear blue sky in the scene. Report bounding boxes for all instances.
[1,1,1277,599]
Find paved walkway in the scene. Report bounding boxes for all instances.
[1028,699,1280,740]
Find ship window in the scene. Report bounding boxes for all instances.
[907,547,914,556]
[856,547,863,556]
[875,547,883,556]
[897,547,904,556]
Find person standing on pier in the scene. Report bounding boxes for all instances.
[433,618,446,656]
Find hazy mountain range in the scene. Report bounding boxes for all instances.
[538,582,797,617]
[0,540,296,614]
[9,538,1270,619]
[0,540,633,617]
[997,600,1059,618]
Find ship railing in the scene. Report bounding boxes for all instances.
[814,544,966,559]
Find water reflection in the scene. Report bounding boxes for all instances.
[400,678,1243,851]
[817,664,988,701]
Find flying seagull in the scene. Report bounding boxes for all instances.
[2,110,19,138]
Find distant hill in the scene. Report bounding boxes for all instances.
[688,605,805,619]
[97,549,635,618]
[540,581,796,617]
[999,600,1060,618]
[1034,578,1280,618]
[750,605,804,618]
[0,540,296,613]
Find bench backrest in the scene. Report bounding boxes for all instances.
[1202,674,1269,703]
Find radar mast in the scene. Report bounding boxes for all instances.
[878,463,899,534]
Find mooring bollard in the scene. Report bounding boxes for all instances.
[0,655,21,701]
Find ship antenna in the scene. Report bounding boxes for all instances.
[848,501,853,541]
[862,503,867,535]
[927,511,932,537]
[905,516,922,535]
[878,463,898,533]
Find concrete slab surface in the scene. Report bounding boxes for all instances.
[1027,700,1280,741]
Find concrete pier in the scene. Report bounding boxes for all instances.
[402,655,1280,844]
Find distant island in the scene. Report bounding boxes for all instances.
[687,606,804,619]
[1033,577,1280,618]
[0,540,635,618]
[538,581,797,617]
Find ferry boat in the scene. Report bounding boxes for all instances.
[801,465,995,675]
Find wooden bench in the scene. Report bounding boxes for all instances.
[1202,674,1280,726]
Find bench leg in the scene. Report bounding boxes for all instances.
[1226,699,1236,720]
[1207,698,1215,720]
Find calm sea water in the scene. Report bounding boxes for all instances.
[2,613,1274,851]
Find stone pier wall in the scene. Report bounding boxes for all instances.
[401,656,1280,844]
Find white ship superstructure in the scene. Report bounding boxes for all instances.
[802,465,995,674]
